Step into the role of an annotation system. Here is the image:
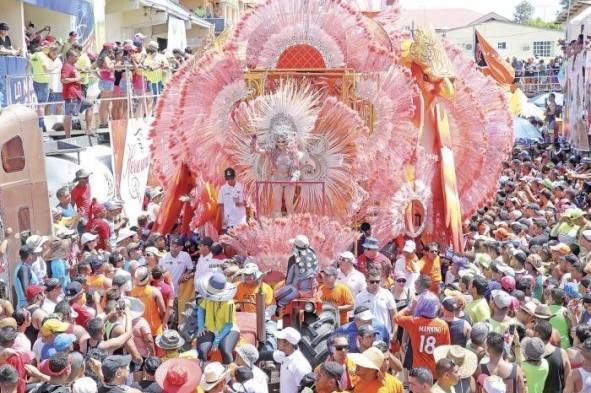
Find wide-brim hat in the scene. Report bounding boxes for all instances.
[347,347,384,371]
[197,273,237,301]
[200,362,231,391]
[155,330,185,350]
[124,296,145,320]
[155,358,202,393]
[74,169,92,181]
[361,237,380,250]
[433,345,478,379]
[533,304,555,320]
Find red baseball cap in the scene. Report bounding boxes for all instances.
[501,276,516,292]
[25,285,45,301]
[103,42,114,49]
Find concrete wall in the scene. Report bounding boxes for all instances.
[442,20,564,60]
[0,0,25,51]
[23,3,73,43]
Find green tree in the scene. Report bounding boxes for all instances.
[513,0,535,23]
[527,17,562,30]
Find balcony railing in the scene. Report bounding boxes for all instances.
[204,18,225,34]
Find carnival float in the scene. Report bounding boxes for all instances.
[148,0,514,271]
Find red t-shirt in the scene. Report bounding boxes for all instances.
[357,252,391,277]
[71,183,91,217]
[3,353,26,393]
[395,315,450,376]
[86,218,110,250]
[152,280,173,305]
[61,62,82,100]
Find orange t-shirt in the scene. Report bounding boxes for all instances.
[234,282,274,313]
[130,285,163,336]
[395,315,450,375]
[320,283,354,325]
[353,377,383,393]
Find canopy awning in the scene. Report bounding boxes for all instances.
[139,0,211,29]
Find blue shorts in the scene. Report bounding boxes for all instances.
[65,98,93,116]
[33,81,49,103]
[149,81,163,96]
[99,79,114,91]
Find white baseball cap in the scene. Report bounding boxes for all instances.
[80,232,98,246]
[339,251,355,262]
[402,240,416,253]
[273,327,301,345]
[289,235,309,249]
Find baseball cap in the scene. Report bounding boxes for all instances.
[273,327,301,345]
[501,276,516,292]
[54,333,76,352]
[65,281,83,298]
[322,267,339,277]
[45,278,62,292]
[442,297,460,312]
[339,251,355,263]
[402,240,416,253]
[353,306,374,321]
[491,290,513,309]
[521,337,545,361]
[358,324,378,337]
[550,242,571,254]
[25,285,45,301]
[41,319,69,337]
[102,355,132,380]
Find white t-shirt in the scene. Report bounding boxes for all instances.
[194,253,224,290]
[217,182,247,228]
[337,268,367,297]
[394,256,419,290]
[158,251,193,294]
[276,350,311,393]
[31,256,47,283]
[355,287,397,333]
[41,298,58,314]
[49,57,63,93]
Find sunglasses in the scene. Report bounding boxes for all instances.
[396,278,407,283]
[369,280,381,284]
[334,345,348,351]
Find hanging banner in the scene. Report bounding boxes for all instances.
[167,16,187,53]
[120,118,153,224]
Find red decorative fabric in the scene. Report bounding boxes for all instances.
[276,44,326,69]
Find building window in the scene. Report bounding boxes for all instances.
[497,42,507,49]
[533,41,552,57]
[17,207,30,233]
[1,136,25,173]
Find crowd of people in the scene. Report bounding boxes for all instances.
[1,141,591,393]
[0,21,193,136]
[510,56,562,94]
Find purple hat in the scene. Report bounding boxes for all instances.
[414,291,440,319]
[452,255,469,269]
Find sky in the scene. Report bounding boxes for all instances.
[398,0,562,22]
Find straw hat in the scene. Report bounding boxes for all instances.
[347,347,384,371]
[433,345,478,379]
[200,362,230,392]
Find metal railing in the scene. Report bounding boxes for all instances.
[514,72,562,96]
[4,66,167,133]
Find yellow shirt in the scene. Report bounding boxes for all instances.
[30,51,52,83]
[143,53,167,83]
[379,374,404,393]
[234,282,274,313]
[320,283,354,325]
[76,53,92,85]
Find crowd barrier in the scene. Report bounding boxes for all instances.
[514,73,562,96]
[4,66,165,130]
